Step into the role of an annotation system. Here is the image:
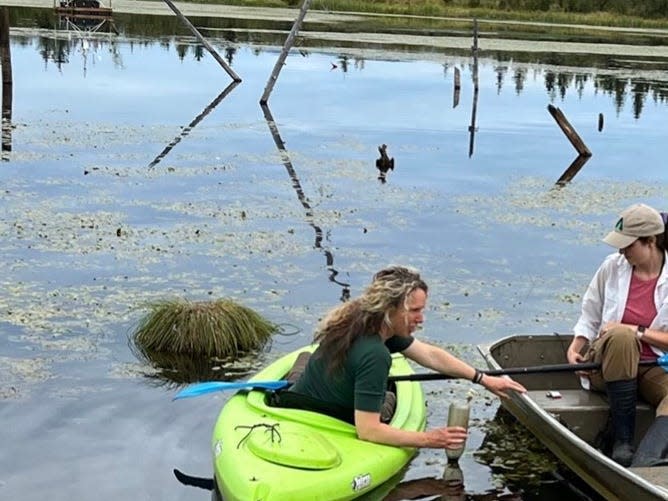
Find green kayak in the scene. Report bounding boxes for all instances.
[211,345,427,500]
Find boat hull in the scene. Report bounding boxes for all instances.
[211,345,427,501]
[479,334,668,501]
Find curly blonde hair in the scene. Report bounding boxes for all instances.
[314,266,427,373]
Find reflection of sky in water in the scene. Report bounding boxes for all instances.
[3,34,668,500]
[1,37,665,331]
[5,33,666,351]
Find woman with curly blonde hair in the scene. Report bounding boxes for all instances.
[287,265,526,450]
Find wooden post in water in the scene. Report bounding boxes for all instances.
[260,0,312,104]
[161,0,241,83]
[0,7,12,155]
[547,104,591,157]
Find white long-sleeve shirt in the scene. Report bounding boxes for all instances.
[573,251,668,358]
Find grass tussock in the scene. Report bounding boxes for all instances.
[131,298,278,359]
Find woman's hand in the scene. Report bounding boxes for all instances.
[424,426,467,449]
[567,347,590,377]
[567,336,590,377]
[480,375,526,399]
[566,346,584,365]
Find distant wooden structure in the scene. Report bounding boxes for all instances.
[54,0,113,18]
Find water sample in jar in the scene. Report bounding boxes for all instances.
[445,401,470,461]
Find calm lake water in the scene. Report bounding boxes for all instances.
[2,6,668,501]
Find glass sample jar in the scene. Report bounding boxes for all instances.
[445,401,470,461]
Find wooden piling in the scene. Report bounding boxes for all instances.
[1,7,12,155]
[598,113,604,132]
[161,0,241,83]
[547,104,591,157]
[555,154,591,186]
[260,0,312,104]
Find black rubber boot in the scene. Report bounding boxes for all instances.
[631,415,668,467]
[606,379,637,467]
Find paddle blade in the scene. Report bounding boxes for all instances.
[173,380,290,400]
[659,354,668,371]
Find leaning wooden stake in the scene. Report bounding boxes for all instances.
[547,104,591,157]
[162,0,241,83]
[260,0,312,104]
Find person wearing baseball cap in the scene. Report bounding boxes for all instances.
[566,203,668,467]
[602,203,666,249]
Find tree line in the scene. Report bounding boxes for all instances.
[486,0,668,18]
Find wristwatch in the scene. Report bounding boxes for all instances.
[636,326,646,339]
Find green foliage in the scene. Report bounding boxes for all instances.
[131,298,278,359]
[175,0,668,23]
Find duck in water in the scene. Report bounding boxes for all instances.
[375,144,394,183]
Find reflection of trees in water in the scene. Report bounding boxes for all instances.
[11,24,668,119]
[34,34,123,72]
[174,43,237,66]
[261,104,351,303]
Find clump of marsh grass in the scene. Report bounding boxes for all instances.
[131,298,278,360]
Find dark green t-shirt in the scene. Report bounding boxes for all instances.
[290,335,414,413]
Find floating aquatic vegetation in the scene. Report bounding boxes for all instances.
[131,298,279,360]
[0,355,53,400]
[475,407,560,488]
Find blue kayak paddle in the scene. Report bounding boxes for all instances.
[173,380,290,400]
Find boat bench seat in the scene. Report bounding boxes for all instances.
[528,389,652,413]
[528,389,654,444]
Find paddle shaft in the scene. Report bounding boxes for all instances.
[388,359,660,383]
[174,356,666,399]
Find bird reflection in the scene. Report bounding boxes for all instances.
[375,143,394,183]
[147,80,239,169]
[260,103,351,302]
